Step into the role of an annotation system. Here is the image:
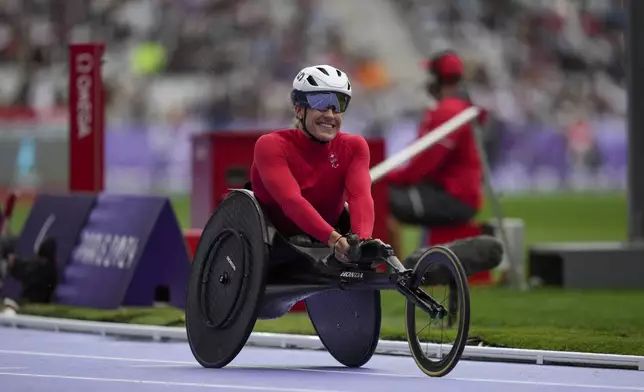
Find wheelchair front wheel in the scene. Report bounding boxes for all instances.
[404,246,471,377]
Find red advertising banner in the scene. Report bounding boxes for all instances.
[68,43,105,192]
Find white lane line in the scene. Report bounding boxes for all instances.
[293,368,644,390]
[129,364,194,368]
[0,372,347,392]
[1,349,641,391]
[0,350,407,375]
[291,368,416,378]
[0,369,642,391]
[450,377,644,391]
[0,349,413,376]
[0,349,195,365]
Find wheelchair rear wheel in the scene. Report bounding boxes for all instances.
[404,246,470,377]
[186,190,269,368]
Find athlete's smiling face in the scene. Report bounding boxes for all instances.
[296,106,343,142]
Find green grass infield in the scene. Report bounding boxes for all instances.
[20,286,644,356]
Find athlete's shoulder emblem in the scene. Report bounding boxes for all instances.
[329,153,339,168]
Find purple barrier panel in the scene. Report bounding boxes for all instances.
[55,194,190,309]
[1,193,96,300]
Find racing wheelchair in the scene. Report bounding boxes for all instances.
[185,189,471,377]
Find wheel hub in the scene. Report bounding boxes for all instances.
[200,231,249,330]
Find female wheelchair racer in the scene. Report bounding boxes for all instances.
[185,65,474,377]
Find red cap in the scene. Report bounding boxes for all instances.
[423,52,463,78]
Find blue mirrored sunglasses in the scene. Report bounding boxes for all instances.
[305,92,350,113]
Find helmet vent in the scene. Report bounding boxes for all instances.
[306,75,319,86]
[317,67,329,76]
[336,69,342,77]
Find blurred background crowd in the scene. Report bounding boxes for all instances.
[0,0,628,194]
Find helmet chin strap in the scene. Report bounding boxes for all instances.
[300,107,329,145]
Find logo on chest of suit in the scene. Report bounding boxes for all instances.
[329,153,339,168]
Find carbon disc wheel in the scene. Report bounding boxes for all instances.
[186,190,268,368]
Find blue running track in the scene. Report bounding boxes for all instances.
[1,326,642,392]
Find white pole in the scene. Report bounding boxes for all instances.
[367,105,524,290]
[369,106,481,183]
[470,121,527,291]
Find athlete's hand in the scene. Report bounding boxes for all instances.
[328,231,350,263]
[334,237,352,263]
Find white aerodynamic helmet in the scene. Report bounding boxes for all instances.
[291,65,352,113]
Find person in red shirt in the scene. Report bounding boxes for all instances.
[385,51,497,266]
[250,62,502,273]
[250,65,374,262]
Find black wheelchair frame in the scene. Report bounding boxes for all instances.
[272,232,448,321]
[186,189,471,378]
